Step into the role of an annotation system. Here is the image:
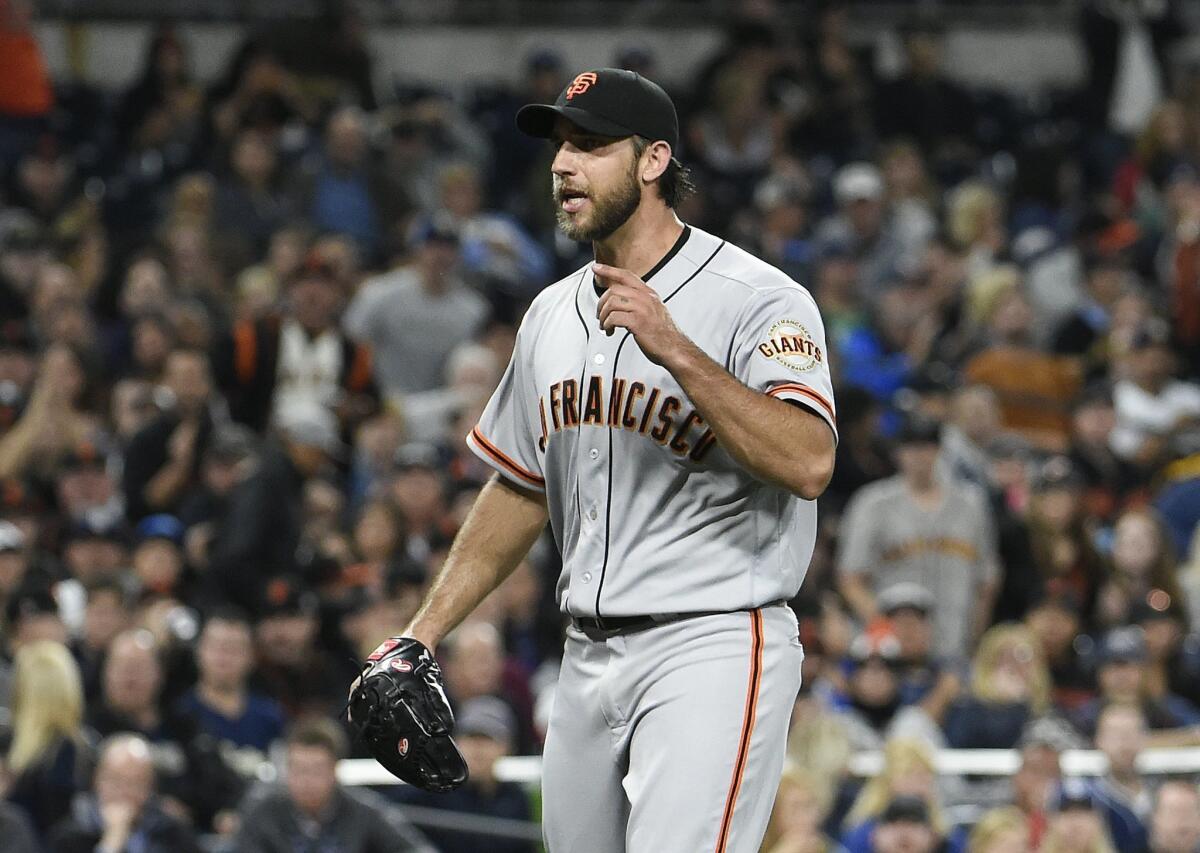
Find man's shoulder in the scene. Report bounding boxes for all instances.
[521,264,592,325]
[699,231,814,299]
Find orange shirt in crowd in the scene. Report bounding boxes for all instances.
[0,2,54,117]
[965,345,1083,452]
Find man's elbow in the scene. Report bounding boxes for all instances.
[790,448,835,500]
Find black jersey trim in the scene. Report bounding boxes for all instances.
[592,225,691,297]
[572,268,591,541]
[592,238,726,621]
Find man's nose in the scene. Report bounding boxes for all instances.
[551,145,577,178]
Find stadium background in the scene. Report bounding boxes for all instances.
[2,0,1200,851]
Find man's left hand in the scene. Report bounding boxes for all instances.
[594,262,687,367]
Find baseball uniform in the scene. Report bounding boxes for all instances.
[466,224,836,852]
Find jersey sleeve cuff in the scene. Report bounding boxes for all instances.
[466,426,547,492]
[765,384,838,442]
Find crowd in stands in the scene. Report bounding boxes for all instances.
[1,0,1200,850]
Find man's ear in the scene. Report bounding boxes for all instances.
[640,140,671,185]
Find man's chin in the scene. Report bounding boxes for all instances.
[556,212,596,242]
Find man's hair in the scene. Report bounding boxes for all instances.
[203,604,253,634]
[287,715,349,760]
[631,136,696,209]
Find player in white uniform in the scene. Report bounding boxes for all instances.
[397,69,837,852]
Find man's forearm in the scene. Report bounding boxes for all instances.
[663,339,835,499]
[406,475,548,649]
[838,573,877,624]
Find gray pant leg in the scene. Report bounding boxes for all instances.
[541,627,631,853]
[620,606,802,853]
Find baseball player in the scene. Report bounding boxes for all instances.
[350,68,837,852]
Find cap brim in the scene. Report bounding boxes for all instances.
[516,104,634,140]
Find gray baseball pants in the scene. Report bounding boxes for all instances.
[541,604,803,852]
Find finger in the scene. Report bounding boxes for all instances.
[598,296,639,328]
[592,263,646,290]
[601,309,637,335]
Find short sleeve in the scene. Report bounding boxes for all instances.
[729,284,837,441]
[465,322,546,492]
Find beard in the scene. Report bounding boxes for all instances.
[554,163,642,242]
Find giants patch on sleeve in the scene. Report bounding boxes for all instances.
[756,319,824,373]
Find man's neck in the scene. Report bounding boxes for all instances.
[199,681,246,715]
[593,202,684,277]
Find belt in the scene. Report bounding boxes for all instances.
[571,601,787,640]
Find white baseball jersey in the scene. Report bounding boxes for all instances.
[467,225,836,619]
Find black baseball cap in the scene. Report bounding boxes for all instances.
[516,68,679,152]
[880,795,931,826]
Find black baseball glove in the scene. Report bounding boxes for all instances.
[348,637,468,792]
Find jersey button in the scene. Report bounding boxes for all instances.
[593,353,606,365]
[589,448,599,460]
[582,572,592,583]
[588,508,598,521]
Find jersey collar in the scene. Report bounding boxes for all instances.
[592,225,692,297]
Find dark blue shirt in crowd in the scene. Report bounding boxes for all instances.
[943,698,1032,749]
[394,780,535,853]
[177,689,285,752]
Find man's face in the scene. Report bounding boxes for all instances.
[551,119,644,242]
[1025,606,1079,659]
[198,619,254,691]
[851,657,899,708]
[889,608,932,658]
[64,537,127,585]
[846,197,883,237]
[873,820,937,853]
[95,744,155,817]
[257,613,316,667]
[104,637,162,714]
[1099,660,1143,702]
[0,550,28,595]
[896,443,939,485]
[1013,746,1060,812]
[1095,707,1146,775]
[1151,784,1200,853]
[287,745,338,816]
[289,276,340,331]
[84,590,129,652]
[458,733,508,783]
[163,351,211,415]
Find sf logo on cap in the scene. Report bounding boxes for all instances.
[566,72,598,99]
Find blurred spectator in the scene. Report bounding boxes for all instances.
[964,268,1083,451]
[815,162,905,296]
[122,347,219,522]
[837,415,999,660]
[297,106,384,255]
[944,624,1050,749]
[213,128,295,264]
[0,0,53,169]
[206,401,341,609]
[396,696,535,853]
[1011,727,1067,848]
[833,626,908,751]
[761,765,841,853]
[71,578,131,701]
[874,20,976,160]
[5,639,91,838]
[343,215,489,402]
[867,796,947,853]
[1072,627,1200,740]
[252,576,346,719]
[1110,319,1200,467]
[1024,590,1095,711]
[177,608,283,754]
[840,739,957,853]
[1051,254,1132,375]
[441,620,536,754]
[1040,780,1120,853]
[878,584,960,727]
[219,253,376,433]
[1069,385,1141,520]
[1145,780,1200,853]
[967,806,1030,853]
[47,733,201,853]
[1097,508,1184,630]
[1093,703,1151,822]
[437,162,551,308]
[234,716,431,852]
[936,384,1001,491]
[1132,593,1200,709]
[0,344,100,479]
